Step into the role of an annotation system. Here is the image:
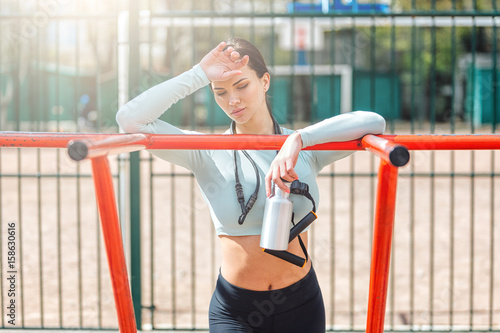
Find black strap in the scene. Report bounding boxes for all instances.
[291,214,309,264]
[297,234,309,263]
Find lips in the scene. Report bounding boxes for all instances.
[231,107,246,117]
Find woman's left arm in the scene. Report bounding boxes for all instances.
[265,111,386,195]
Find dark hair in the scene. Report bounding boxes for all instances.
[222,38,275,123]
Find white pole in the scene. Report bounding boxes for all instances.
[322,0,330,14]
[117,10,131,273]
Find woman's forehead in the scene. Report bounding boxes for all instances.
[212,65,258,88]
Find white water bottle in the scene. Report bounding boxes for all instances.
[260,182,293,251]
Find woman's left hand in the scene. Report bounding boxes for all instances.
[265,132,303,197]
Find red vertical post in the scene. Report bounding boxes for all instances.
[91,156,137,333]
[365,159,399,333]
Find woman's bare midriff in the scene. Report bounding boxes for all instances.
[219,231,311,291]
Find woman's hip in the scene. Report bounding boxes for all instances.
[209,265,325,333]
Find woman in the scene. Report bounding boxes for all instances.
[117,37,385,332]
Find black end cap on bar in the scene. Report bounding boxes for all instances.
[389,146,410,167]
[68,141,89,162]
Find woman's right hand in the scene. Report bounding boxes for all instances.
[200,41,249,82]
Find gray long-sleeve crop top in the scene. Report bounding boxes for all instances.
[116,64,386,236]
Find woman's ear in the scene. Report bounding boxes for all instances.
[262,72,271,92]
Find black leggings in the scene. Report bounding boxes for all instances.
[209,266,325,333]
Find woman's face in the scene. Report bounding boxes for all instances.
[211,65,270,125]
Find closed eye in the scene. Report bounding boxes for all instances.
[214,81,248,96]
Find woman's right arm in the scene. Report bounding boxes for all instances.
[116,41,248,134]
[115,41,249,170]
[115,64,210,134]
[116,65,212,170]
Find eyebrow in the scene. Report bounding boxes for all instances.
[213,78,248,90]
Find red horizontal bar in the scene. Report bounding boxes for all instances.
[147,134,500,150]
[382,134,500,150]
[147,134,363,150]
[0,132,111,148]
[0,132,363,151]
[1,132,499,152]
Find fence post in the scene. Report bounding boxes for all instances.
[128,0,142,328]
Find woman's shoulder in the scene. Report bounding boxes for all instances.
[279,126,295,135]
